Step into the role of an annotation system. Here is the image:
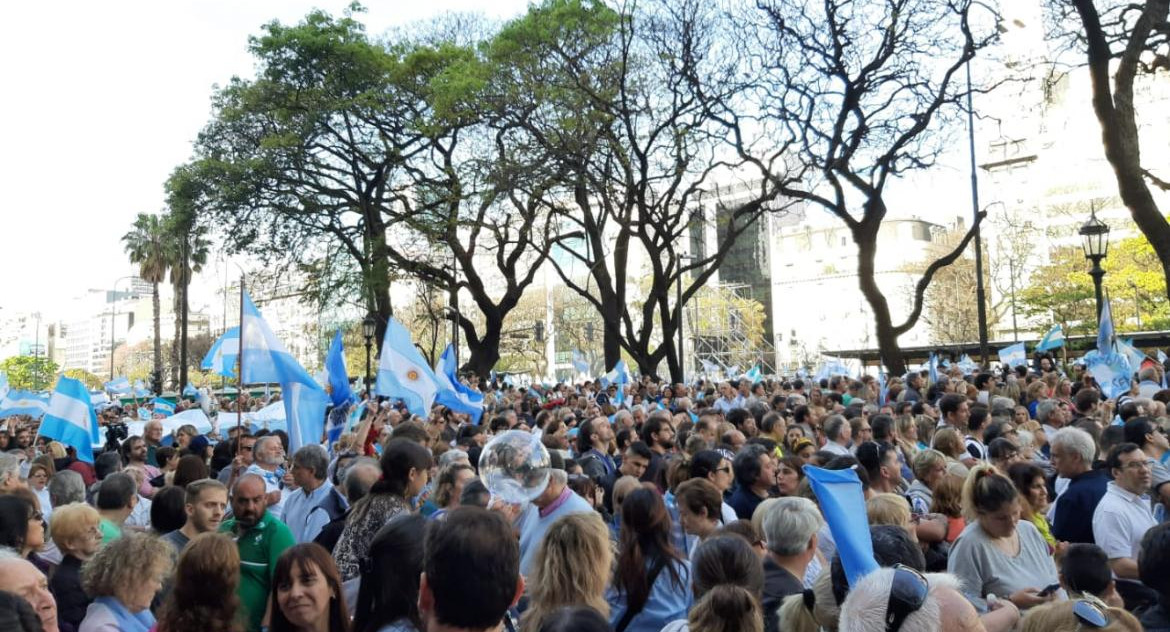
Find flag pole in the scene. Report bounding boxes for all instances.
[236,274,245,454]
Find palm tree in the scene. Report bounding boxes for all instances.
[166,211,210,391]
[122,213,167,392]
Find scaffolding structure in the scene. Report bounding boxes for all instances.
[689,283,776,376]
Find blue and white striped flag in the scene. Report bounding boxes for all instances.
[131,379,152,398]
[104,377,131,394]
[202,327,240,379]
[1036,324,1065,352]
[928,353,939,385]
[957,354,978,374]
[240,292,327,451]
[997,342,1027,368]
[182,383,199,398]
[603,360,631,406]
[1098,299,1115,355]
[40,377,101,463]
[324,330,353,408]
[699,358,721,376]
[743,365,762,384]
[375,317,440,420]
[0,389,50,419]
[1159,350,1168,389]
[435,344,484,424]
[152,397,175,417]
[572,349,590,375]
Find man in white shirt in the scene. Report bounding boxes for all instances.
[1092,442,1160,611]
[244,435,287,520]
[822,415,852,456]
[282,445,334,543]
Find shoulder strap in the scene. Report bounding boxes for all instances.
[615,561,668,632]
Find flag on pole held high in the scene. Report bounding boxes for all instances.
[0,389,50,419]
[202,327,240,379]
[104,377,131,394]
[1084,296,1133,399]
[239,292,327,453]
[152,398,175,417]
[997,342,1027,368]
[743,365,762,384]
[1035,324,1064,352]
[572,349,590,375]
[40,377,101,463]
[928,352,939,385]
[435,344,484,424]
[375,317,440,420]
[324,330,353,408]
[803,465,879,588]
[602,360,631,406]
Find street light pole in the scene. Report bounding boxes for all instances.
[1079,207,1111,321]
[108,276,135,380]
[1131,280,1143,329]
[363,314,376,398]
[965,59,990,366]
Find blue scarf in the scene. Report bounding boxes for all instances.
[94,597,155,632]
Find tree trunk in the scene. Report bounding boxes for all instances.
[465,328,502,379]
[1071,0,1170,300]
[152,282,162,395]
[179,270,189,391]
[855,224,908,375]
[170,288,181,389]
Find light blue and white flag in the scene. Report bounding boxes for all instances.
[1159,350,1168,389]
[743,365,762,384]
[0,373,7,401]
[130,379,152,398]
[375,317,440,420]
[957,354,978,374]
[40,377,101,463]
[104,377,131,394]
[1117,338,1147,375]
[152,398,175,417]
[998,342,1027,368]
[1083,349,1132,399]
[0,389,50,419]
[603,360,631,406]
[239,292,327,451]
[803,465,879,588]
[699,358,721,376]
[928,353,939,385]
[572,349,590,375]
[1036,324,1065,352]
[202,327,240,379]
[325,330,354,408]
[878,372,889,406]
[435,344,484,424]
[1098,299,1115,355]
[182,383,199,398]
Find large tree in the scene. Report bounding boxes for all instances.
[1064,0,1170,296]
[487,0,788,381]
[122,212,168,391]
[736,0,998,373]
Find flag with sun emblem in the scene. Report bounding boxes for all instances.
[376,317,440,419]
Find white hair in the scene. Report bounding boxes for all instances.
[839,570,960,632]
[763,497,825,557]
[1050,427,1096,464]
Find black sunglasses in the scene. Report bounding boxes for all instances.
[885,564,929,632]
[1073,599,1109,628]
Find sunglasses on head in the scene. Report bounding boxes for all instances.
[1073,599,1109,629]
[885,564,929,632]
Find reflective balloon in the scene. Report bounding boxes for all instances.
[478,430,551,504]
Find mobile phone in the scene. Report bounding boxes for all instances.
[1037,583,1060,597]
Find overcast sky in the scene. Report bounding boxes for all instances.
[0,0,530,318]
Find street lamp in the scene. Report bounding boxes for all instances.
[362,314,377,397]
[108,276,135,381]
[1078,208,1111,321]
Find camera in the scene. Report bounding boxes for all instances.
[104,421,128,453]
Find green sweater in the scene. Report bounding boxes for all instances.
[220,511,295,632]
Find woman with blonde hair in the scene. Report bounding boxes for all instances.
[520,512,613,632]
[49,502,103,631]
[931,427,969,477]
[1019,599,1140,632]
[79,531,174,632]
[156,533,245,632]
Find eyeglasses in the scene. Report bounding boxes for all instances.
[1120,459,1156,472]
[885,564,929,632]
[1072,599,1109,629]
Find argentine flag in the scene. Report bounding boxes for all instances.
[375,317,440,420]
[997,342,1027,368]
[957,354,978,374]
[202,327,240,379]
[182,383,199,398]
[435,344,484,423]
[603,360,631,406]
[239,292,327,451]
[928,353,939,384]
[104,377,131,394]
[743,365,762,384]
[572,349,590,375]
[0,389,50,419]
[325,330,353,407]
[152,398,175,417]
[1036,324,1064,352]
[40,377,101,463]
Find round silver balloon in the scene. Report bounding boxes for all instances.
[478,429,551,504]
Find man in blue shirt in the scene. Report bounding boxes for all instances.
[1051,427,1110,544]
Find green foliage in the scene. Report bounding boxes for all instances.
[1,356,59,391]
[1018,234,1170,336]
[62,368,103,390]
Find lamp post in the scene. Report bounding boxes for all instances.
[108,276,135,380]
[1131,280,1143,329]
[362,314,377,398]
[676,254,695,383]
[1078,208,1111,321]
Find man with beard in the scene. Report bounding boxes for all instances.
[220,474,295,632]
[639,413,676,491]
[160,478,227,553]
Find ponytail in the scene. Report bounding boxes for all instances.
[688,585,763,632]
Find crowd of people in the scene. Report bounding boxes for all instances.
[0,354,1168,631]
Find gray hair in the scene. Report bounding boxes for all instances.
[839,570,958,632]
[613,410,633,425]
[343,460,381,503]
[1035,399,1060,424]
[1050,427,1096,464]
[990,397,1016,418]
[49,470,86,506]
[824,415,849,442]
[762,497,825,557]
[547,468,568,487]
[292,444,329,481]
[1016,430,1035,449]
[253,435,283,465]
[438,450,470,468]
